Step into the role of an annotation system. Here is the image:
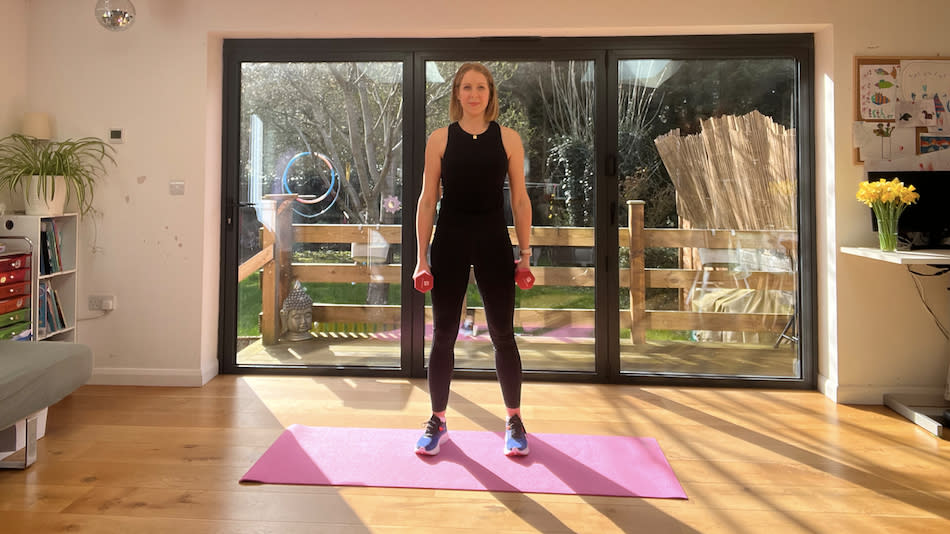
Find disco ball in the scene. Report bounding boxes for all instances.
[95,0,136,31]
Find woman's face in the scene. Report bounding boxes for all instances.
[457,69,490,118]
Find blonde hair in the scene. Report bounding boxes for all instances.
[449,62,499,122]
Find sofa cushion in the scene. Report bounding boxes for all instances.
[0,340,92,430]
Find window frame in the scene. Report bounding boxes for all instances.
[219,34,816,390]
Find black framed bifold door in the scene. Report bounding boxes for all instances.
[219,36,815,390]
[414,56,606,381]
[609,45,814,386]
[220,46,416,377]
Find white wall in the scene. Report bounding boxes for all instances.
[820,6,949,403]
[0,0,27,136]
[26,0,210,385]
[17,0,950,402]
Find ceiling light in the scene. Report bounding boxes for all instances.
[95,0,136,31]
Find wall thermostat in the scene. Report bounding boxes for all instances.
[109,128,124,144]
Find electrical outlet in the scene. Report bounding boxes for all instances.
[88,295,116,311]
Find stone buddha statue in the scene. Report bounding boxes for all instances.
[280,280,313,342]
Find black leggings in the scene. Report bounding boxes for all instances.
[427,220,522,412]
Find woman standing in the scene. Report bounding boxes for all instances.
[412,63,534,457]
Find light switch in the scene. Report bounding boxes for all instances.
[169,181,185,196]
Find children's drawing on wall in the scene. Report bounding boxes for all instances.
[899,60,950,132]
[918,95,936,126]
[873,122,895,158]
[855,57,950,164]
[865,146,950,172]
[919,133,950,154]
[859,64,898,120]
[895,102,916,126]
[895,96,936,127]
[853,121,916,160]
[934,93,946,130]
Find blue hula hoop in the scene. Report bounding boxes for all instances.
[281,151,340,218]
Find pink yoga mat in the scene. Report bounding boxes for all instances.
[241,424,687,499]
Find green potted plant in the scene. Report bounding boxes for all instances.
[0,133,116,216]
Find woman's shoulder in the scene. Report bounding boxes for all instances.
[496,122,521,139]
[429,125,451,137]
[425,126,449,155]
[427,125,450,144]
[496,123,523,149]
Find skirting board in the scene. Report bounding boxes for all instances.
[824,383,946,405]
[819,373,947,404]
[817,373,838,403]
[90,367,212,387]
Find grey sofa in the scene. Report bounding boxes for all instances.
[0,340,92,468]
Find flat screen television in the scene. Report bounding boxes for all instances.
[868,171,950,249]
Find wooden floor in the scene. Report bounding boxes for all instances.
[2,376,949,533]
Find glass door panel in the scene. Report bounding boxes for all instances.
[235,61,404,368]
[616,58,800,378]
[423,60,597,374]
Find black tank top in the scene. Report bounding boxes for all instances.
[438,121,509,226]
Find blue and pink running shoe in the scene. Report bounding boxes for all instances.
[415,414,448,456]
[504,414,530,456]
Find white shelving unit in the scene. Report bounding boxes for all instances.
[841,246,950,439]
[0,213,78,342]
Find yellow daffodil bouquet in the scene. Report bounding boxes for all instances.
[855,178,920,251]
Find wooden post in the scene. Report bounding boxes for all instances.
[627,200,646,344]
[260,194,297,345]
[261,252,276,344]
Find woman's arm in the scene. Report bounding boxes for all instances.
[414,127,447,277]
[502,127,532,264]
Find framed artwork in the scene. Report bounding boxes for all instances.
[855,58,900,122]
[919,133,950,154]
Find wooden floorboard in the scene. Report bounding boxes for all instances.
[1,376,949,533]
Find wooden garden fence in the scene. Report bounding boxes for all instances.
[240,195,795,345]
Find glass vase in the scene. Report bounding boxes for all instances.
[876,215,899,252]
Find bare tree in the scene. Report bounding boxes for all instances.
[242,62,404,305]
[541,61,595,226]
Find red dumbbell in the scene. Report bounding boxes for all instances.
[515,261,535,290]
[414,271,434,293]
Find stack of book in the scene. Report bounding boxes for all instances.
[37,280,67,336]
[39,221,63,276]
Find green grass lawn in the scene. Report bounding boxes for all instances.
[239,273,681,341]
[238,273,263,336]
[237,272,400,336]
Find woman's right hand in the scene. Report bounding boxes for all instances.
[413,262,434,293]
[413,260,430,279]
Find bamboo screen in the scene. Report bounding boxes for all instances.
[654,110,797,231]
